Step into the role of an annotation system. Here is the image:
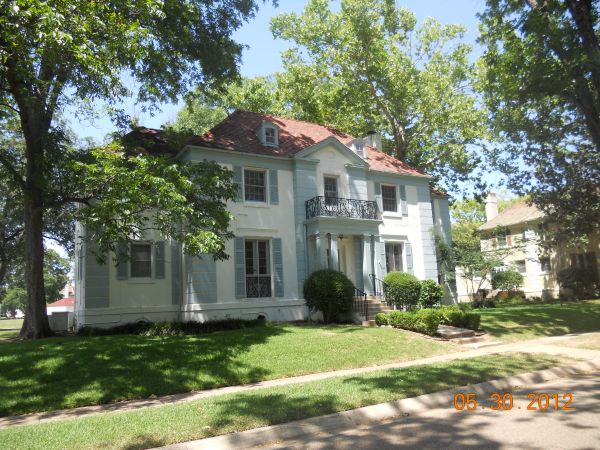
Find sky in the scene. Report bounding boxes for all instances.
[67,0,488,144]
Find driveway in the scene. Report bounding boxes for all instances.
[258,374,600,450]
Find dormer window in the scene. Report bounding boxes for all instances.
[350,138,365,158]
[265,127,276,145]
[257,121,279,147]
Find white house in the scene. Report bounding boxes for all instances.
[74,111,453,328]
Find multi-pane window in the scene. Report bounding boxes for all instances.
[514,260,526,273]
[130,243,152,278]
[540,257,551,272]
[385,243,403,273]
[324,176,338,204]
[265,127,276,144]
[496,228,508,247]
[381,185,397,212]
[244,169,266,202]
[245,240,271,297]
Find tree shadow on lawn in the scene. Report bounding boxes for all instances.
[479,301,600,340]
[0,325,290,417]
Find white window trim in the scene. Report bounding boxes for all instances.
[381,184,399,214]
[128,241,154,282]
[258,122,279,147]
[323,174,340,199]
[385,241,405,273]
[243,167,268,204]
[244,238,274,299]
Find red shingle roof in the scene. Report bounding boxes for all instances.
[47,297,74,308]
[189,110,429,178]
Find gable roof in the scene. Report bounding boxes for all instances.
[189,110,429,178]
[479,201,545,231]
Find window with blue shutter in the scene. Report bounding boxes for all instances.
[234,237,246,298]
[405,242,413,274]
[399,185,408,216]
[116,242,129,280]
[269,169,279,205]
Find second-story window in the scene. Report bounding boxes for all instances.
[244,169,266,202]
[324,176,338,204]
[381,185,397,212]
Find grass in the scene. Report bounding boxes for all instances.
[0,323,455,417]
[478,299,600,342]
[0,353,563,450]
[0,319,22,330]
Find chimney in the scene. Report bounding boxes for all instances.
[364,131,382,151]
[485,192,498,221]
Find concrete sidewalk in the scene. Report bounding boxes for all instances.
[159,359,600,450]
[1,332,599,429]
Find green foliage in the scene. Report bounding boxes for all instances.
[388,309,440,336]
[175,76,289,134]
[271,0,487,192]
[383,272,421,310]
[492,270,524,292]
[78,318,266,337]
[479,0,600,242]
[70,145,237,260]
[374,312,388,326]
[0,287,25,317]
[418,280,444,308]
[438,306,481,330]
[303,269,355,323]
[557,267,596,298]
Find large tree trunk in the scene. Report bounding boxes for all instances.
[19,188,51,339]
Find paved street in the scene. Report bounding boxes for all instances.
[257,374,600,450]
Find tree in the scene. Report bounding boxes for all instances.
[270,0,487,191]
[0,0,269,338]
[1,248,70,316]
[174,76,289,134]
[479,0,600,242]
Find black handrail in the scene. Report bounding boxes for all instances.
[305,196,378,220]
[353,287,368,319]
[370,274,388,304]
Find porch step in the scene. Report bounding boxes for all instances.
[436,325,475,340]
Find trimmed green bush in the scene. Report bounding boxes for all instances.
[374,312,389,326]
[303,269,355,323]
[383,271,421,310]
[492,270,524,292]
[77,318,266,337]
[437,306,481,331]
[387,309,441,336]
[419,280,444,307]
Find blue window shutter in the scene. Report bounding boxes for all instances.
[405,242,413,274]
[155,241,165,279]
[269,169,279,205]
[399,185,408,216]
[374,182,381,195]
[233,166,243,201]
[234,237,246,298]
[272,238,284,297]
[116,242,128,280]
[376,241,387,277]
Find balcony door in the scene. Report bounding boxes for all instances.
[324,176,338,206]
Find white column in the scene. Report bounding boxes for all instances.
[362,235,374,294]
[330,234,339,271]
[315,233,328,270]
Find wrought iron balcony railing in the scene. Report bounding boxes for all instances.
[305,196,378,220]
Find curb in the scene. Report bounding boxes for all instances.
[160,358,600,450]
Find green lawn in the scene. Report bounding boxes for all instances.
[0,319,22,330]
[0,353,563,450]
[479,299,600,342]
[0,324,455,417]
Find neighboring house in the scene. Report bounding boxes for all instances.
[47,297,75,315]
[74,110,453,328]
[456,193,600,300]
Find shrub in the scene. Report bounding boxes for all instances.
[387,309,441,336]
[492,270,524,293]
[438,306,481,331]
[374,312,389,326]
[473,298,496,308]
[77,318,266,337]
[303,269,355,323]
[557,267,595,298]
[418,280,444,307]
[383,271,421,310]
